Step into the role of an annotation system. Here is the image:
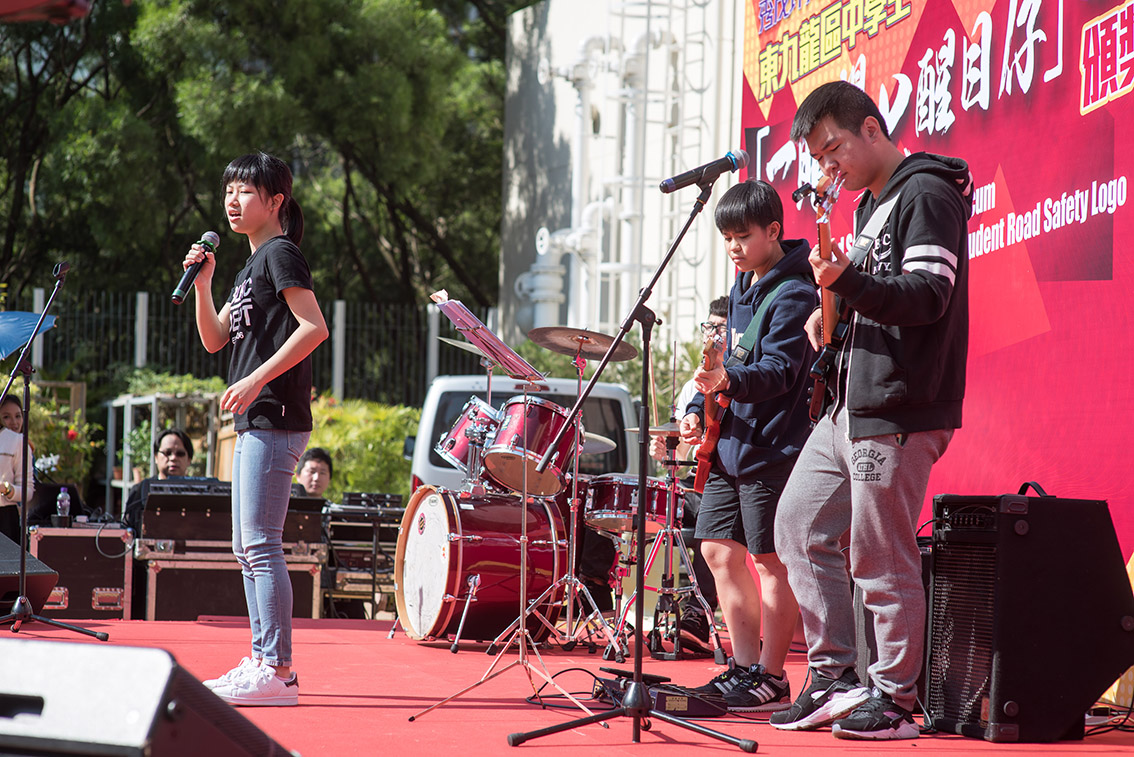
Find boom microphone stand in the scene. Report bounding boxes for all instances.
[508,181,754,751]
[0,262,109,641]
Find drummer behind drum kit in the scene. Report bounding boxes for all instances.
[394,305,721,664]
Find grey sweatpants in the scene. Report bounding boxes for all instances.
[774,410,952,711]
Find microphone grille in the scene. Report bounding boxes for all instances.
[202,231,220,248]
[729,149,750,169]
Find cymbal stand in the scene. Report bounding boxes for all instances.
[510,180,754,751]
[410,383,599,723]
[643,439,725,663]
[525,348,626,658]
[460,355,497,497]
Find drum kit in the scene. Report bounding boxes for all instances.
[395,316,721,664]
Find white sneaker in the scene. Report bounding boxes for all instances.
[203,657,260,690]
[214,665,299,707]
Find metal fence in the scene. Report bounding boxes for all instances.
[4,289,491,409]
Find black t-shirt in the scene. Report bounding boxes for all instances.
[227,235,315,432]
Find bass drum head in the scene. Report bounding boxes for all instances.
[394,486,456,640]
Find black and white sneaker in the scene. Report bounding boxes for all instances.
[690,661,790,712]
[768,667,871,730]
[722,663,791,712]
[831,688,919,740]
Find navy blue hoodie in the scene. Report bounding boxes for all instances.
[686,239,818,481]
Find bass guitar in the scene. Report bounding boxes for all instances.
[692,331,727,494]
[798,174,847,422]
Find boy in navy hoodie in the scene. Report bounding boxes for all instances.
[680,179,818,711]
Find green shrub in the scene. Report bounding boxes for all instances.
[306,395,420,503]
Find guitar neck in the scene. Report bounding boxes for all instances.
[818,222,838,345]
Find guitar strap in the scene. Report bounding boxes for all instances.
[847,189,903,269]
[726,274,810,368]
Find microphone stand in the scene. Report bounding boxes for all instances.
[508,180,755,752]
[0,262,109,641]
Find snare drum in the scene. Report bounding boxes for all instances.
[434,396,500,473]
[482,396,583,497]
[394,486,566,642]
[585,474,682,534]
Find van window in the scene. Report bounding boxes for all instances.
[429,391,628,476]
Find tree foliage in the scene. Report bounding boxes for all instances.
[1,0,534,307]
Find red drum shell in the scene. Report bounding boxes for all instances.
[434,396,500,473]
[584,474,682,534]
[482,396,582,497]
[394,486,565,642]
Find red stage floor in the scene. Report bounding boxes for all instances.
[3,615,1133,756]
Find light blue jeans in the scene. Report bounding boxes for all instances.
[232,428,309,668]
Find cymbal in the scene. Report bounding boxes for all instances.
[626,421,682,437]
[438,336,486,359]
[527,326,638,362]
[580,432,616,455]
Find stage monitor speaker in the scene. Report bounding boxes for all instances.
[0,639,294,756]
[926,492,1134,742]
[0,532,57,615]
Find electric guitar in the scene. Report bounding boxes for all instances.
[805,174,848,422]
[693,331,727,494]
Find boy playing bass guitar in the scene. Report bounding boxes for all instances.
[678,179,817,712]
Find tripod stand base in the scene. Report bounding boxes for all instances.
[506,681,757,751]
[1,595,110,641]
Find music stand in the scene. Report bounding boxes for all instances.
[408,292,599,722]
[0,263,109,642]
[508,183,755,751]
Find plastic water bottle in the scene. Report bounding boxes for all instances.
[55,489,71,518]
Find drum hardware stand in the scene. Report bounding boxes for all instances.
[0,263,109,642]
[509,349,627,660]
[410,381,599,723]
[460,354,497,497]
[509,181,754,751]
[448,574,481,653]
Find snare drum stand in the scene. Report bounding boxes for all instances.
[409,382,599,723]
[643,438,725,662]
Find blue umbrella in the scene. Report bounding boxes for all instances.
[0,311,57,360]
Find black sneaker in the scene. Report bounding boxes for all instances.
[768,667,871,730]
[690,658,743,700]
[722,663,791,712]
[831,688,919,740]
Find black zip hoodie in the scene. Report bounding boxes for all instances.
[828,152,973,438]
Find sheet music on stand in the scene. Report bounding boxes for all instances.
[430,290,543,383]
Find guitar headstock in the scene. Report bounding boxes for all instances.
[701,330,726,370]
[813,174,844,225]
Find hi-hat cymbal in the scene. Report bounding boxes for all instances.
[438,336,487,359]
[626,421,682,437]
[527,326,639,362]
[580,432,616,455]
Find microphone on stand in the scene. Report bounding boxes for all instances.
[659,150,749,193]
[171,231,220,305]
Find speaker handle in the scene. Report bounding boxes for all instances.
[1017,481,1050,497]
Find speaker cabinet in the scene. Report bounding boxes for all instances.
[0,532,58,615]
[0,639,292,755]
[926,493,1134,742]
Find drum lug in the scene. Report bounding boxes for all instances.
[448,533,483,543]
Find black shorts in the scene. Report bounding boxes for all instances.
[693,457,796,555]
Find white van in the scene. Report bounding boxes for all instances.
[405,374,640,492]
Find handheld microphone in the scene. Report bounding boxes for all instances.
[659,150,749,193]
[171,231,220,305]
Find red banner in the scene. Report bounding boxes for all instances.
[743,0,1134,555]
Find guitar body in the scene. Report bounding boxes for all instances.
[693,335,727,494]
